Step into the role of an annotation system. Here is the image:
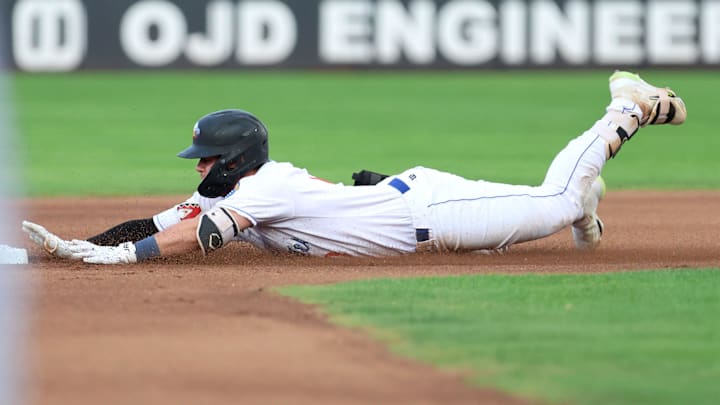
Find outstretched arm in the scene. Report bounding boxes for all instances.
[24,218,162,260]
[25,198,203,260]
[70,208,253,264]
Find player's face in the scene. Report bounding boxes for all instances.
[196,156,219,179]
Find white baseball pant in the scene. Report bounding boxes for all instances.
[388,130,607,252]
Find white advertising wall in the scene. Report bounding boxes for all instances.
[2,0,719,71]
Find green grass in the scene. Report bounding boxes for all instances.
[281,269,720,405]
[10,70,720,196]
[12,71,719,404]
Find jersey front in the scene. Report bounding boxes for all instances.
[154,161,417,257]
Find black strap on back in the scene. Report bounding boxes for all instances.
[352,170,389,186]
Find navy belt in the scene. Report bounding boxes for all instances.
[415,228,430,242]
[389,178,429,243]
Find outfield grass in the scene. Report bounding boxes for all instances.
[11,70,720,196]
[281,269,720,405]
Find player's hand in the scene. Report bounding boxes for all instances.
[22,220,80,260]
[67,240,137,265]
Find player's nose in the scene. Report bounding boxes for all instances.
[195,156,218,178]
[195,160,208,177]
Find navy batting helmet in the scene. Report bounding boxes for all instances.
[178,109,269,198]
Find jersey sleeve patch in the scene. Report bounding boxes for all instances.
[177,203,202,220]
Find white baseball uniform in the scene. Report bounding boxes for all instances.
[153,129,607,257]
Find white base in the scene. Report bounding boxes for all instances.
[0,245,28,264]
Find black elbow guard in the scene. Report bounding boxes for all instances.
[196,207,240,255]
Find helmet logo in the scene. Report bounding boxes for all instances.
[192,122,200,140]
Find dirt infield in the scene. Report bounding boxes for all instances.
[17,191,720,405]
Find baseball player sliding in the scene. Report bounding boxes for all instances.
[24,71,686,264]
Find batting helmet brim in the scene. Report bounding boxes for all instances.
[176,144,229,159]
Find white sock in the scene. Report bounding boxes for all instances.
[606,98,644,120]
[591,99,642,159]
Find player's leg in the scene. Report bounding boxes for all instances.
[426,129,607,251]
[427,71,686,252]
[570,72,687,249]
